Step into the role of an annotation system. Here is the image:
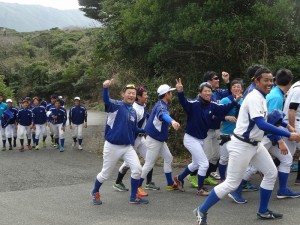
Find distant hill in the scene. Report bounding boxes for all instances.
[0,2,99,32]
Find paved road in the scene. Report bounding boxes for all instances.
[0,110,300,225]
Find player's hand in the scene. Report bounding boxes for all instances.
[234,93,242,102]
[69,124,72,129]
[287,124,296,133]
[61,126,65,132]
[225,116,237,123]
[84,122,87,128]
[14,124,18,129]
[171,120,180,131]
[52,115,57,119]
[278,139,288,155]
[288,132,300,142]
[222,71,230,84]
[175,78,183,92]
[103,79,113,88]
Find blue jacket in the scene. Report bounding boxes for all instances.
[145,100,172,142]
[69,105,87,125]
[40,100,47,108]
[46,103,54,111]
[178,92,237,139]
[1,110,14,128]
[8,107,18,124]
[103,88,138,146]
[48,107,67,126]
[17,108,33,126]
[32,106,47,125]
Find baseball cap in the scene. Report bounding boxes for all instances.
[50,94,57,99]
[157,84,176,96]
[25,96,31,101]
[74,97,80,101]
[6,99,12,103]
[22,99,29,103]
[58,96,63,99]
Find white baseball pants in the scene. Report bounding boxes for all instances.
[19,125,31,139]
[119,135,147,173]
[214,136,277,199]
[53,123,64,139]
[72,123,83,139]
[35,124,47,139]
[96,141,142,183]
[6,124,17,138]
[204,129,220,165]
[141,136,173,179]
[184,134,209,176]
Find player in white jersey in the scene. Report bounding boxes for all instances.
[194,67,300,225]
[283,78,300,185]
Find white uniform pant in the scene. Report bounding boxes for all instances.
[141,136,173,179]
[96,141,142,183]
[6,124,17,138]
[219,137,259,180]
[214,137,277,199]
[262,136,293,173]
[119,135,147,173]
[184,134,209,176]
[49,123,55,136]
[53,123,64,139]
[35,124,47,139]
[204,129,220,165]
[19,125,31,139]
[72,123,83,139]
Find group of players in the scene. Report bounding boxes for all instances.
[91,64,300,224]
[0,95,88,153]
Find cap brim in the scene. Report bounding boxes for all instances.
[169,88,176,91]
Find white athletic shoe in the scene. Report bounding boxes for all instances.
[78,145,83,150]
[72,142,76,148]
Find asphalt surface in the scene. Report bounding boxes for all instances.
[0,110,300,225]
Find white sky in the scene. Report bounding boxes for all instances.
[0,0,80,9]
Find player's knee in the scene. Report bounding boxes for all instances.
[164,153,173,164]
[131,164,142,179]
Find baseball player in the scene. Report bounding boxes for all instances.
[32,97,48,150]
[137,84,180,195]
[174,79,241,196]
[47,99,67,152]
[17,99,34,152]
[91,80,148,205]
[46,95,57,146]
[113,86,160,193]
[194,67,300,224]
[69,97,87,150]
[282,70,300,185]
[188,71,231,187]
[6,99,18,149]
[1,109,13,151]
[0,94,8,150]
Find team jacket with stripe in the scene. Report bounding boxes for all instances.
[32,106,47,125]
[8,107,18,124]
[103,88,138,146]
[69,105,87,125]
[145,100,171,142]
[48,107,67,126]
[178,92,237,140]
[17,108,33,126]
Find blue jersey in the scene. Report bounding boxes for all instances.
[243,82,256,98]
[48,107,67,126]
[220,95,243,135]
[46,103,54,111]
[0,102,8,117]
[1,110,14,128]
[69,105,87,125]
[266,86,285,143]
[32,106,47,125]
[178,92,237,140]
[17,108,33,126]
[103,88,137,146]
[266,86,284,112]
[40,100,47,108]
[8,107,18,124]
[209,86,231,129]
[145,100,172,142]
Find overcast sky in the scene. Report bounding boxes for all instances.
[0,0,80,9]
